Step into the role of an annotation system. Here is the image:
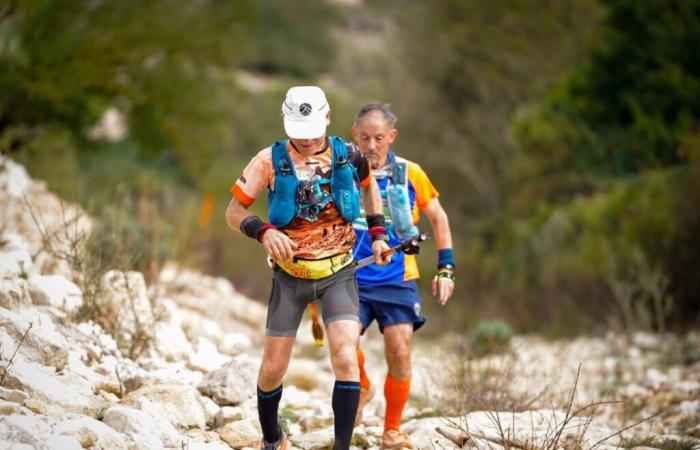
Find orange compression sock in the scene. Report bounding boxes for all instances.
[384,374,411,431]
[357,348,370,390]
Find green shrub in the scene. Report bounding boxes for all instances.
[469,320,514,356]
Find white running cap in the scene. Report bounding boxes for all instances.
[281,86,330,139]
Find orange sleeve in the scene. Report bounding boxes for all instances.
[359,174,371,189]
[230,148,273,207]
[407,161,439,208]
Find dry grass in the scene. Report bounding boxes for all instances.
[22,194,164,358]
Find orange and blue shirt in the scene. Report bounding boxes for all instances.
[353,150,439,287]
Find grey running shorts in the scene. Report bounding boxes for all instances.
[265,265,360,336]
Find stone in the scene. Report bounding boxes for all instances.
[122,383,206,431]
[0,414,52,449]
[214,406,244,428]
[0,234,32,278]
[197,355,258,405]
[284,358,333,391]
[152,321,191,361]
[0,307,69,370]
[0,157,31,197]
[96,270,154,349]
[53,417,130,450]
[0,386,29,404]
[645,368,669,389]
[199,395,221,428]
[219,332,252,356]
[27,274,83,313]
[43,435,83,450]
[289,427,335,450]
[0,399,21,415]
[188,336,229,373]
[299,413,334,431]
[679,399,699,416]
[217,418,260,449]
[125,432,166,450]
[102,405,182,448]
[3,354,103,417]
[0,443,35,450]
[181,441,234,450]
[22,397,66,418]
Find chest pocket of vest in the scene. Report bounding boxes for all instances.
[268,137,361,227]
[329,136,361,223]
[268,141,299,227]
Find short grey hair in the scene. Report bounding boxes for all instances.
[353,102,397,128]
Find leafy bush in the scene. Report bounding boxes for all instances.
[469,319,514,356]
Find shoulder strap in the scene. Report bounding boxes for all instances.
[328,136,348,167]
[271,140,294,178]
[391,160,408,185]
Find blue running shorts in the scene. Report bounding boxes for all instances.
[358,281,426,333]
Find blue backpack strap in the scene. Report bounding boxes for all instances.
[391,160,408,185]
[329,136,361,222]
[268,140,299,227]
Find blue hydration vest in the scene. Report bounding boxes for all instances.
[268,136,361,227]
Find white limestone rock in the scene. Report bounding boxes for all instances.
[0,414,52,450]
[153,321,191,362]
[284,358,334,392]
[188,336,229,373]
[4,356,103,417]
[0,386,29,404]
[217,418,260,449]
[219,332,252,356]
[102,405,182,448]
[122,383,206,431]
[214,406,245,428]
[289,427,335,450]
[198,395,221,428]
[197,355,258,406]
[96,270,154,349]
[0,234,32,310]
[27,274,83,314]
[0,306,69,369]
[0,399,22,415]
[53,416,130,450]
[181,441,235,450]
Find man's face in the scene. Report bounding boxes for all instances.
[289,136,326,154]
[351,112,397,169]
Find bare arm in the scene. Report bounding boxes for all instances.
[422,198,452,250]
[421,197,454,305]
[361,177,391,265]
[225,197,297,262]
[225,197,251,231]
[360,175,383,216]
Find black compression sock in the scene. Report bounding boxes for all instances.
[257,385,283,443]
[332,380,360,450]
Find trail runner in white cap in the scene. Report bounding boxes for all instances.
[226,86,392,450]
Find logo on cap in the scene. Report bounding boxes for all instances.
[299,103,312,116]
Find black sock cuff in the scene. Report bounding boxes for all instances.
[258,384,283,399]
[334,380,361,391]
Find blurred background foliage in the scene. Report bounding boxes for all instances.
[1,0,699,335]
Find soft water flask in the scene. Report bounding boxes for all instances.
[387,183,419,240]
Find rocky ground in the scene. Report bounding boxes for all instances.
[1,154,698,450]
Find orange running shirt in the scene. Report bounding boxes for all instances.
[231,140,371,260]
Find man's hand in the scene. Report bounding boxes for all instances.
[262,229,298,262]
[432,272,454,305]
[371,240,392,266]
